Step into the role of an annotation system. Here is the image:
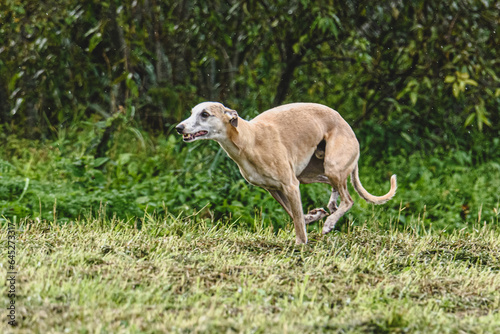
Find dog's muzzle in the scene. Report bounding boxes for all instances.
[175,124,185,134]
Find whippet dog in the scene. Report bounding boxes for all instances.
[176,102,397,244]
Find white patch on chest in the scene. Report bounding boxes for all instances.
[237,160,281,188]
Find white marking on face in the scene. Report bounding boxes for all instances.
[178,102,228,142]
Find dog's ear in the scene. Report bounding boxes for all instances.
[224,108,239,128]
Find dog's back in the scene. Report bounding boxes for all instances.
[250,103,356,154]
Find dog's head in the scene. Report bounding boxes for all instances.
[176,102,239,142]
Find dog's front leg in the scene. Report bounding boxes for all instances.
[268,189,293,217]
[282,182,308,244]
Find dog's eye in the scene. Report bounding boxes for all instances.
[200,111,210,118]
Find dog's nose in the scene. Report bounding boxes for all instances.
[175,124,185,134]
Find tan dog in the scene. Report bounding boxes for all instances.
[176,102,397,244]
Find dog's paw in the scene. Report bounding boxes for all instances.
[314,149,325,159]
[322,224,334,235]
[308,208,328,216]
[305,208,329,224]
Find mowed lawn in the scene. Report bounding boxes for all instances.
[1,215,499,333]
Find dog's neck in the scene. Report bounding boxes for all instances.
[216,117,253,163]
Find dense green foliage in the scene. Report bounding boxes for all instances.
[1,0,499,153]
[1,0,499,232]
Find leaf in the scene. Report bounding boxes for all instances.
[456,71,469,80]
[475,104,491,130]
[452,82,460,98]
[444,75,455,83]
[8,71,24,91]
[410,92,418,105]
[463,79,478,86]
[477,116,483,131]
[93,157,109,168]
[87,169,106,184]
[396,89,407,100]
[223,34,232,47]
[118,153,133,165]
[11,98,23,115]
[84,23,101,37]
[423,77,432,89]
[386,98,401,112]
[136,196,150,204]
[480,114,492,127]
[401,132,412,143]
[126,73,139,98]
[464,113,475,127]
[459,81,466,92]
[88,32,102,53]
[113,72,129,85]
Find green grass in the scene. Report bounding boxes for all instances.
[2,213,499,333]
[1,129,500,333]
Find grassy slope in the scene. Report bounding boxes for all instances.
[1,215,499,333]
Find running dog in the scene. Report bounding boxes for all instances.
[176,102,397,244]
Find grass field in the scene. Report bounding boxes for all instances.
[1,133,500,333]
[2,212,499,333]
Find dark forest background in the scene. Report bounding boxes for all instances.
[1,0,499,229]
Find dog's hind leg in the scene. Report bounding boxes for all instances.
[327,188,339,213]
[321,132,358,234]
[322,181,353,234]
[304,187,340,225]
[304,187,339,224]
[304,208,328,224]
[271,188,328,225]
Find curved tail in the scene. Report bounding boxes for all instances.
[351,164,397,204]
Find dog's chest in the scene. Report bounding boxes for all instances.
[236,159,281,189]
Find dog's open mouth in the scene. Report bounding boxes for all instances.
[183,131,208,142]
